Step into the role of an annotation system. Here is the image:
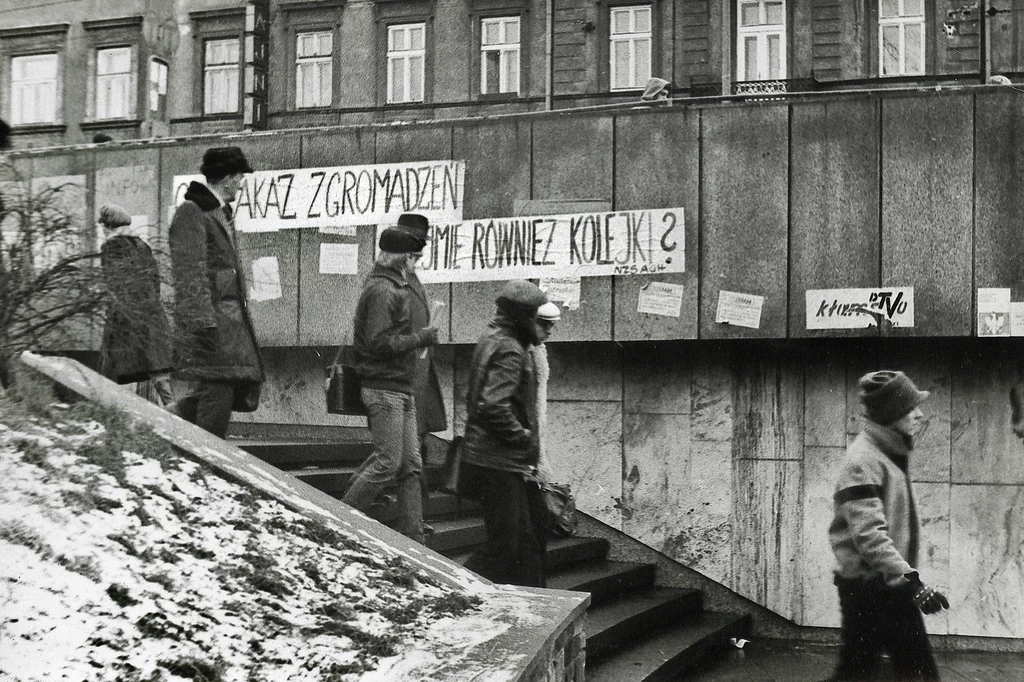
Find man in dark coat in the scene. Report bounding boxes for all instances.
[168,147,264,438]
[461,279,549,587]
[98,204,174,406]
[825,370,948,681]
[343,227,439,542]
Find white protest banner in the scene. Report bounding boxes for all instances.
[408,207,684,284]
[806,287,914,329]
[173,159,465,233]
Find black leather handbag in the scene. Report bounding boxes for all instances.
[326,346,366,416]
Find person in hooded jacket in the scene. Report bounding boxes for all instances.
[461,280,550,587]
[98,205,174,406]
[343,227,439,543]
[168,147,264,438]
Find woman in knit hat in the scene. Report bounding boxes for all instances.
[97,204,175,407]
[343,227,439,544]
[460,280,550,587]
[825,370,948,681]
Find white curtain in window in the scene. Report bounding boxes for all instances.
[11,54,58,124]
[96,47,131,120]
[204,39,240,114]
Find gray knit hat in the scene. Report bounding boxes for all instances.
[858,371,929,425]
[496,280,547,310]
[98,204,132,228]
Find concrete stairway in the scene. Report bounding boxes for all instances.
[236,433,750,682]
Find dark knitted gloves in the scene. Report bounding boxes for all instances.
[905,572,949,615]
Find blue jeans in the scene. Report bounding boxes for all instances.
[341,387,424,542]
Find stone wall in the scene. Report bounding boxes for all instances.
[449,337,1024,640]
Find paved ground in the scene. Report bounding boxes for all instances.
[681,639,1024,681]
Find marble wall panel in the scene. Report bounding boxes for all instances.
[623,342,692,415]
[880,342,952,483]
[915,482,951,635]
[800,446,845,628]
[546,400,623,529]
[732,351,804,460]
[545,343,622,402]
[622,413,692,544]
[804,351,846,448]
[692,343,733,442]
[732,458,803,620]
[949,484,1024,638]
[951,345,1024,485]
[233,347,364,427]
[670,439,733,585]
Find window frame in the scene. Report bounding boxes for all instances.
[609,4,653,92]
[188,8,245,120]
[735,0,787,82]
[386,22,427,105]
[94,45,134,120]
[480,15,521,96]
[294,29,334,109]
[149,57,168,118]
[877,0,926,77]
[10,52,60,125]
[202,36,242,115]
[0,23,69,129]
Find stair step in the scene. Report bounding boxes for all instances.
[585,611,751,682]
[586,587,703,660]
[368,491,480,524]
[548,560,657,606]
[424,517,487,553]
[445,535,610,572]
[238,441,373,469]
[291,465,356,494]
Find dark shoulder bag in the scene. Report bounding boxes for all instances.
[326,345,366,416]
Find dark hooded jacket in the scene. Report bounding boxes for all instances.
[168,181,264,384]
[461,308,541,474]
[351,261,433,393]
[99,234,173,383]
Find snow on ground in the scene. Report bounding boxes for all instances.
[0,403,488,682]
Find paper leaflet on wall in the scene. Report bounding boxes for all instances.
[805,288,914,330]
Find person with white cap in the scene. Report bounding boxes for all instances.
[825,370,947,681]
[461,280,550,587]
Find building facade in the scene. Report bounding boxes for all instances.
[1,0,1023,147]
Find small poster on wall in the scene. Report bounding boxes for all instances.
[249,256,283,302]
[540,276,581,311]
[637,282,684,318]
[978,288,1011,337]
[716,290,763,329]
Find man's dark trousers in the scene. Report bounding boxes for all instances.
[830,576,940,681]
[173,381,234,439]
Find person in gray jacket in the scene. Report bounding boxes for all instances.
[461,280,549,587]
[825,370,948,682]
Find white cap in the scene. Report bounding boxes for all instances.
[537,302,561,321]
